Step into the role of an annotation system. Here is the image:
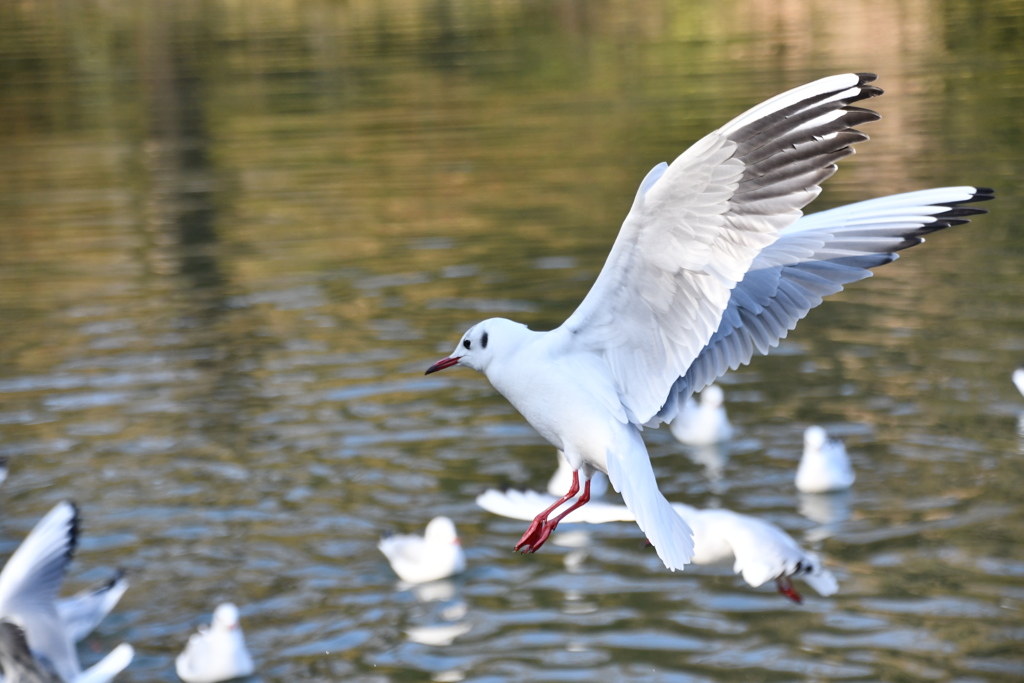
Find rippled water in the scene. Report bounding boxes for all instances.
[1,1,1023,681]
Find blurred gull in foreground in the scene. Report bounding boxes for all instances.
[0,502,133,683]
[670,385,734,447]
[796,426,855,494]
[477,489,837,602]
[379,517,466,584]
[175,603,254,683]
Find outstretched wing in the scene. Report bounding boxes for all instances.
[657,186,994,413]
[559,73,882,425]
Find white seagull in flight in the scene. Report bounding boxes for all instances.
[426,73,992,571]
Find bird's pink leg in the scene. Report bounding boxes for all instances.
[516,473,581,552]
[776,577,803,604]
[516,474,592,554]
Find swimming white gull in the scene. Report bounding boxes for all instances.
[378,516,466,584]
[669,385,734,446]
[175,602,254,683]
[796,426,855,493]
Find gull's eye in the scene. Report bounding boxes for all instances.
[482,332,488,349]
[463,339,471,349]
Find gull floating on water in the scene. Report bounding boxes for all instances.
[175,603,254,683]
[670,385,734,446]
[0,502,133,683]
[426,72,992,571]
[795,426,855,494]
[378,517,466,584]
[476,488,836,602]
[1013,368,1024,397]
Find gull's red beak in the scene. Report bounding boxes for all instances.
[425,356,460,375]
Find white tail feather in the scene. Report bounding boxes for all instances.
[606,429,694,570]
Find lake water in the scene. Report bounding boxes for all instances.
[1,1,1023,681]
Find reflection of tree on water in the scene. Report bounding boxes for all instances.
[138,5,270,454]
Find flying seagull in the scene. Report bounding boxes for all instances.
[426,73,991,570]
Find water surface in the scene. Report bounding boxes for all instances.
[1,1,1023,681]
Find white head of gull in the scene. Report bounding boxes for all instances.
[0,502,134,683]
[175,602,255,683]
[796,426,856,494]
[427,72,993,571]
[378,516,466,585]
[669,384,734,446]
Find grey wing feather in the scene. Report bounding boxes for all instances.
[57,570,128,644]
[561,73,882,425]
[656,186,993,418]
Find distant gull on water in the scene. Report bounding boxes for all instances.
[175,603,254,683]
[796,426,855,494]
[670,385,733,446]
[379,516,466,584]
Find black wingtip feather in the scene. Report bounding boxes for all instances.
[855,72,878,83]
[67,501,81,566]
[105,568,127,587]
[938,206,989,218]
[968,187,996,202]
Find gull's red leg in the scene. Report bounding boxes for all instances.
[776,577,803,604]
[514,471,580,553]
[522,478,592,554]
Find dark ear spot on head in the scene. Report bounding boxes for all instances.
[482,332,488,349]
[463,339,471,349]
